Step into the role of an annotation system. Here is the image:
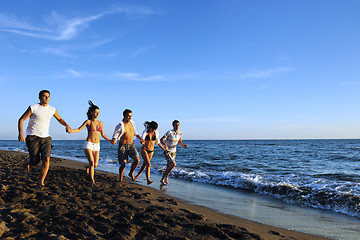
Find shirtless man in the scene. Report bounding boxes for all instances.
[111,109,144,182]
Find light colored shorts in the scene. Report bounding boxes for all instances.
[83,141,100,152]
[164,150,176,166]
[118,143,139,165]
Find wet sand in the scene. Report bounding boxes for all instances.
[0,150,330,239]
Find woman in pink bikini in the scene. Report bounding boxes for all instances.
[72,101,111,184]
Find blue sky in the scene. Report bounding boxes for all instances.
[1,0,360,140]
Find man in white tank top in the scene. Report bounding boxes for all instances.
[18,90,72,186]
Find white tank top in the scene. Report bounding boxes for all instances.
[26,103,56,138]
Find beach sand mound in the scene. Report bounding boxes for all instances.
[0,150,262,240]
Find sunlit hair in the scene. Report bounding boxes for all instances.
[87,100,99,120]
[144,121,158,130]
[39,90,50,98]
[123,109,132,117]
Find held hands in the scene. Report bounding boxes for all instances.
[66,125,73,134]
[111,138,117,145]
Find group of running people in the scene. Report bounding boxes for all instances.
[18,90,188,186]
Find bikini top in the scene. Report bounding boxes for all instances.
[145,133,156,141]
[87,121,102,132]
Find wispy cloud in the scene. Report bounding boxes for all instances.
[54,69,165,82]
[130,46,155,58]
[339,82,360,87]
[184,116,244,123]
[54,66,291,82]
[237,67,292,79]
[41,47,76,58]
[113,72,166,82]
[162,67,293,82]
[65,68,95,78]
[52,68,95,78]
[38,38,117,57]
[0,5,157,41]
[160,67,293,82]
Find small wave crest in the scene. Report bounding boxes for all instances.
[166,168,360,218]
[1,146,27,153]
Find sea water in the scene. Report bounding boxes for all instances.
[1,139,360,239]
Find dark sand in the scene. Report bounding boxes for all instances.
[0,150,330,240]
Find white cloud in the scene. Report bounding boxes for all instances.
[237,67,292,79]
[39,38,116,57]
[53,69,165,82]
[0,12,91,40]
[65,68,94,78]
[114,72,165,81]
[0,15,48,32]
[41,47,76,58]
[48,67,291,83]
[130,46,155,58]
[0,5,157,41]
[339,82,360,87]
[161,67,293,82]
[184,116,244,123]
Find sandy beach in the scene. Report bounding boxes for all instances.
[0,150,330,240]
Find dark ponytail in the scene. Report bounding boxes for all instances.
[144,121,158,130]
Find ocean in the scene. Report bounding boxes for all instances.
[1,139,360,239]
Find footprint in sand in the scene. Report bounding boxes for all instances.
[157,197,178,205]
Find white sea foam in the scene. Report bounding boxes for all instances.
[167,167,360,218]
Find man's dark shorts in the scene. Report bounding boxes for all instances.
[118,143,139,165]
[25,135,52,166]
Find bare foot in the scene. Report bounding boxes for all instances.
[23,159,30,172]
[128,173,135,182]
[160,179,167,185]
[147,180,154,185]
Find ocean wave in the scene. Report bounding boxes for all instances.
[165,168,360,218]
[0,146,27,153]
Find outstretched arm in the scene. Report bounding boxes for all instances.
[71,120,89,133]
[18,107,31,142]
[53,110,72,133]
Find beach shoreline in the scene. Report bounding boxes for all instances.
[0,150,330,239]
